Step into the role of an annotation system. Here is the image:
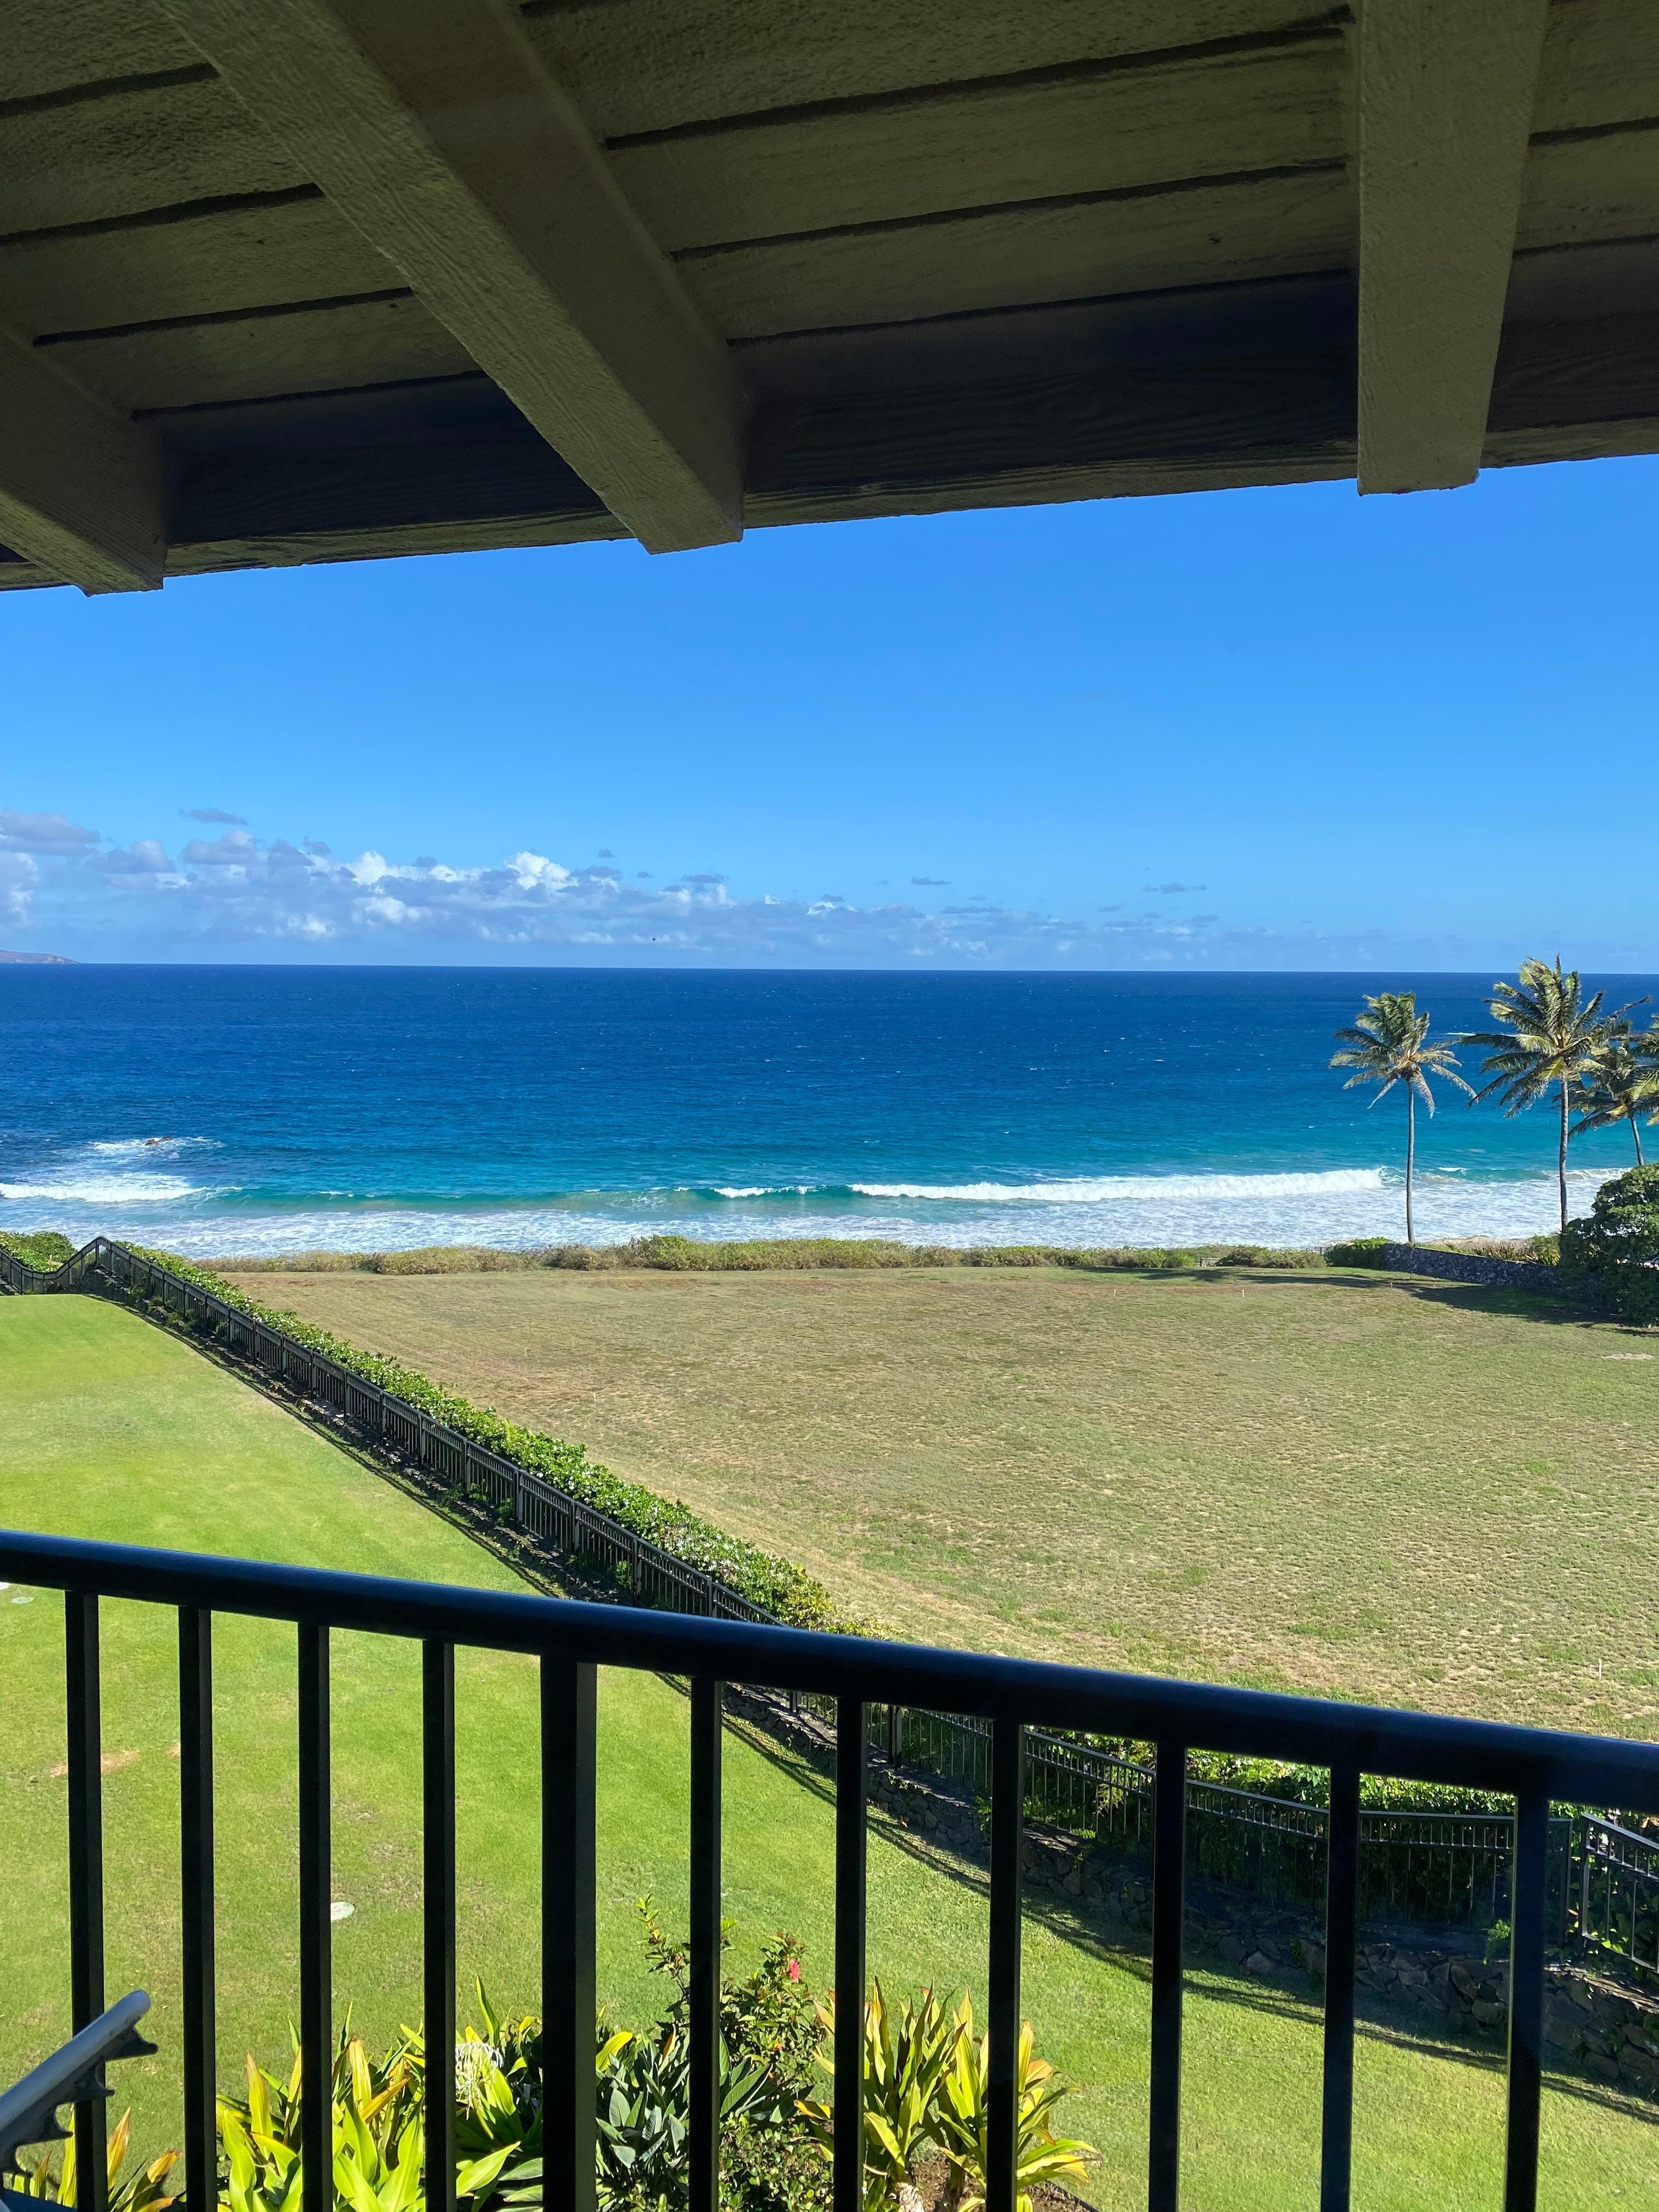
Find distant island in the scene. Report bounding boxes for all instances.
[0,949,75,963]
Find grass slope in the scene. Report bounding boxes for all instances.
[229,1263,1659,1737]
[0,1294,1653,2208]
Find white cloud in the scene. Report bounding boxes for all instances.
[3,799,1474,968]
[0,851,38,924]
[0,809,98,856]
[180,828,258,867]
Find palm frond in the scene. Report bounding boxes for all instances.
[1330,991,1469,1113]
[1462,957,1616,1113]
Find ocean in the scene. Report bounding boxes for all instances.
[1,967,1651,1257]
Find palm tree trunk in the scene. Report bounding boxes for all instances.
[1406,1086,1416,1245]
[1632,1109,1645,1169]
[1558,1080,1570,1231]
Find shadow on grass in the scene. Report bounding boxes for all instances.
[1144,1265,1645,1339]
[714,1703,1659,2119]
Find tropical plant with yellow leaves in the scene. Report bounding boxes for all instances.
[216,2024,424,2212]
[9,2109,181,2212]
[931,2001,1093,2212]
[800,1982,959,2211]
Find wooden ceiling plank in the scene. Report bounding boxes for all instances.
[681,168,1352,342]
[0,1,200,105]
[1532,0,1659,139]
[154,0,744,551]
[523,0,1327,142]
[0,78,307,238]
[0,195,396,338]
[37,294,475,415]
[610,37,1346,255]
[0,330,165,591]
[1356,0,1551,494]
[1519,132,1659,254]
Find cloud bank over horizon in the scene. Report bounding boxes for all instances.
[0,799,1545,970]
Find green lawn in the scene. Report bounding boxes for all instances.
[1,1293,1655,2208]
[229,1262,1659,1737]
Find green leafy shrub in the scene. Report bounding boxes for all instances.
[1324,1238,1390,1268]
[1086,1737,1521,1816]
[1212,1244,1322,1269]
[0,1228,77,1272]
[590,1904,819,2212]
[1559,1165,1659,1323]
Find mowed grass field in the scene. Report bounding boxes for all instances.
[3,1294,1657,2207]
[230,1263,1659,1737]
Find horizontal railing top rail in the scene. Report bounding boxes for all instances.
[2,1528,1657,1812]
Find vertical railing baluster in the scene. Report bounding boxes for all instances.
[424,1642,457,2212]
[297,1624,331,2212]
[178,1609,216,2212]
[986,1717,1024,2212]
[1503,1787,1549,2212]
[689,1678,723,2212]
[65,1592,108,2212]
[1148,1739,1187,2212]
[834,1700,867,2212]
[1319,1760,1361,2212]
[541,1657,597,2212]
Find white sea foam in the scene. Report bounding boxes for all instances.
[848,1169,1387,1205]
[0,1136,1619,1260]
[87,1136,216,1158]
[0,1171,214,1205]
[1,1135,226,1208]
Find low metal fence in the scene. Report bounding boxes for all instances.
[4,1526,1658,2212]
[1578,1813,1659,1982]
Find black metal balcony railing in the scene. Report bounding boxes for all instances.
[2,1532,1658,2212]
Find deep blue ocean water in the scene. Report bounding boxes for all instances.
[2,967,1653,1255]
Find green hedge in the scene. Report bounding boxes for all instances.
[0,1228,78,1272]
[1324,1238,1390,1268]
[124,1245,845,1631]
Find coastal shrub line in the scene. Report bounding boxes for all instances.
[200,1230,1573,1280]
[211,1235,1335,1275]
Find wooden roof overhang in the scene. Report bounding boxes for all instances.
[3,0,1657,594]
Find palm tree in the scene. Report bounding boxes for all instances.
[1572,1016,1659,1166]
[1330,991,1471,1245]
[1463,958,1618,1231]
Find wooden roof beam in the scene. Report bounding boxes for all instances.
[1356,0,1551,493]
[155,0,744,552]
[0,332,166,594]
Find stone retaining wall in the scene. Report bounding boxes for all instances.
[1375,1242,1566,1295]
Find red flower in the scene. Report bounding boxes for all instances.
[787,1959,801,1981]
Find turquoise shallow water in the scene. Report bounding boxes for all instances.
[1,966,1652,1255]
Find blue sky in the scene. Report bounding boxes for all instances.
[4,454,1656,967]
